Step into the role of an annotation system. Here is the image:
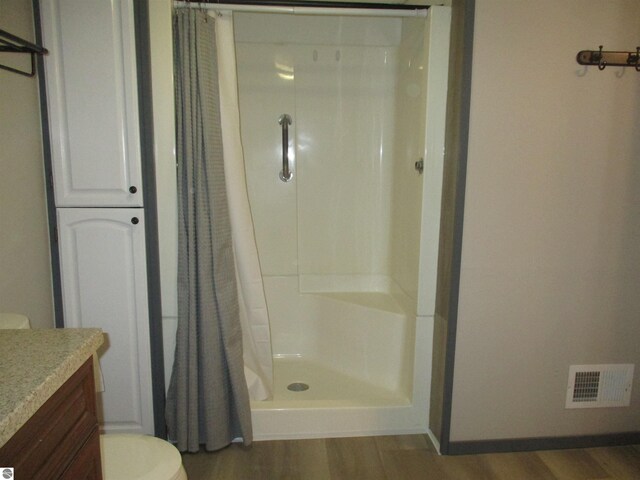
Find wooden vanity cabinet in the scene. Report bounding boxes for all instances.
[0,358,102,480]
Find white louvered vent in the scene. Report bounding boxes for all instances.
[566,364,634,409]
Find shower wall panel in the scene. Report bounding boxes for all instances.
[295,44,397,278]
[236,43,298,277]
[234,13,401,46]
[236,14,403,286]
[389,18,429,309]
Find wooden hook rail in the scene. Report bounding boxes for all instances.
[576,46,640,71]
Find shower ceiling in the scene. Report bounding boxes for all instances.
[229,0,444,5]
[295,0,438,4]
[330,0,440,5]
[177,1,449,14]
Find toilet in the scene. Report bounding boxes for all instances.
[0,313,188,480]
[0,312,31,329]
[101,434,187,480]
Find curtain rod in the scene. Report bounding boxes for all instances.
[174,1,432,18]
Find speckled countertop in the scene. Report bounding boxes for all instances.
[0,328,104,449]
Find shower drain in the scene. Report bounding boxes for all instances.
[287,382,310,392]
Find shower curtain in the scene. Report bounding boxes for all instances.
[214,11,274,402]
[167,9,272,452]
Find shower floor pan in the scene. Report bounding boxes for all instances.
[267,356,408,407]
[250,356,425,441]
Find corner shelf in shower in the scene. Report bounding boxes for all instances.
[315,291,408,315]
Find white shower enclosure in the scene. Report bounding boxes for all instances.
[152,4,451,440]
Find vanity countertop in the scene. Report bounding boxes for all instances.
[0,328,103,448]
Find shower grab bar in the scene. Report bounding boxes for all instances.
[279,114,293,182]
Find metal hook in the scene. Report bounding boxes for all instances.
[597,45,607,70]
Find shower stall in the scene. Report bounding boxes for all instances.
[153,3,451,441]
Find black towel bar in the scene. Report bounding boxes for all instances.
[0,28,49,77]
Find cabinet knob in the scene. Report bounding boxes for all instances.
[129,186,137,194]
[131,217,139,225]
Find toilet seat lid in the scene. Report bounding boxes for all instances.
[101,434,184,480]
[0,313,30,329]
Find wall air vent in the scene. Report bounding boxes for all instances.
[566,364,634,409]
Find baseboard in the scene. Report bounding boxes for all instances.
[426,428,442,455]
[444,431,640,455]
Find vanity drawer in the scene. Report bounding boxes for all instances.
[61,428,102,480]
[0,358,101,479]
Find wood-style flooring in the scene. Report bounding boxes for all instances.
[182,434,640,480]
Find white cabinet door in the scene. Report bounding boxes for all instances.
[41,0,143,207]
[57,208,154,434]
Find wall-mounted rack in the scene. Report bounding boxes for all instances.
[576,46,640,71]
[0,28,49,77]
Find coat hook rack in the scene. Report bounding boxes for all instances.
[0,28,49,77]
[576,46,640,71]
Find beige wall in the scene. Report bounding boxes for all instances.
[450,0,640,440]
[0,0,54,329]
